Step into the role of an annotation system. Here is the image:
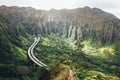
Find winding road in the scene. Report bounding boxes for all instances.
[28,36,47,67]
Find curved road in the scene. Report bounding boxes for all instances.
[28,36,47,67]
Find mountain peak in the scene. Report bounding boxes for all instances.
[83,6,91,9]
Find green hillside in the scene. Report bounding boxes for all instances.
[0,6,120,80]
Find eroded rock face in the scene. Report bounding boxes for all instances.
[0,6,120,43]
[0,6,119,64]
[0,6,120,79]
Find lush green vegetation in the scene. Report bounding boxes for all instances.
[0,32,120,80]
[0,6,120,80]
[34,35,120,79]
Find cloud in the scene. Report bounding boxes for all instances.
[28,0,78,10]
[0,0,30,7]
[75,0,119,9]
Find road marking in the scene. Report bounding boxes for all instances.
[28,36,47,67]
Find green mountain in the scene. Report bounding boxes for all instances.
[0,5,120,80]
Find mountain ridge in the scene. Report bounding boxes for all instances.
[0,5,120,79]
[1,5,119,42]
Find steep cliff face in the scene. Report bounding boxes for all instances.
[0,6,120,79]
[0,6,119,43]
[0,5,120,65]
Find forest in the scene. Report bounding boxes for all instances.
[0,6,120,80]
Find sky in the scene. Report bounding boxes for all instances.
[0,0,120,18]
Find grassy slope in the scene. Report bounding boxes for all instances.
[0,34,42,80]
[34,35,120,79]
[0,33,119,80]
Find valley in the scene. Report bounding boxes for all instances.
[0,6,120,80]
